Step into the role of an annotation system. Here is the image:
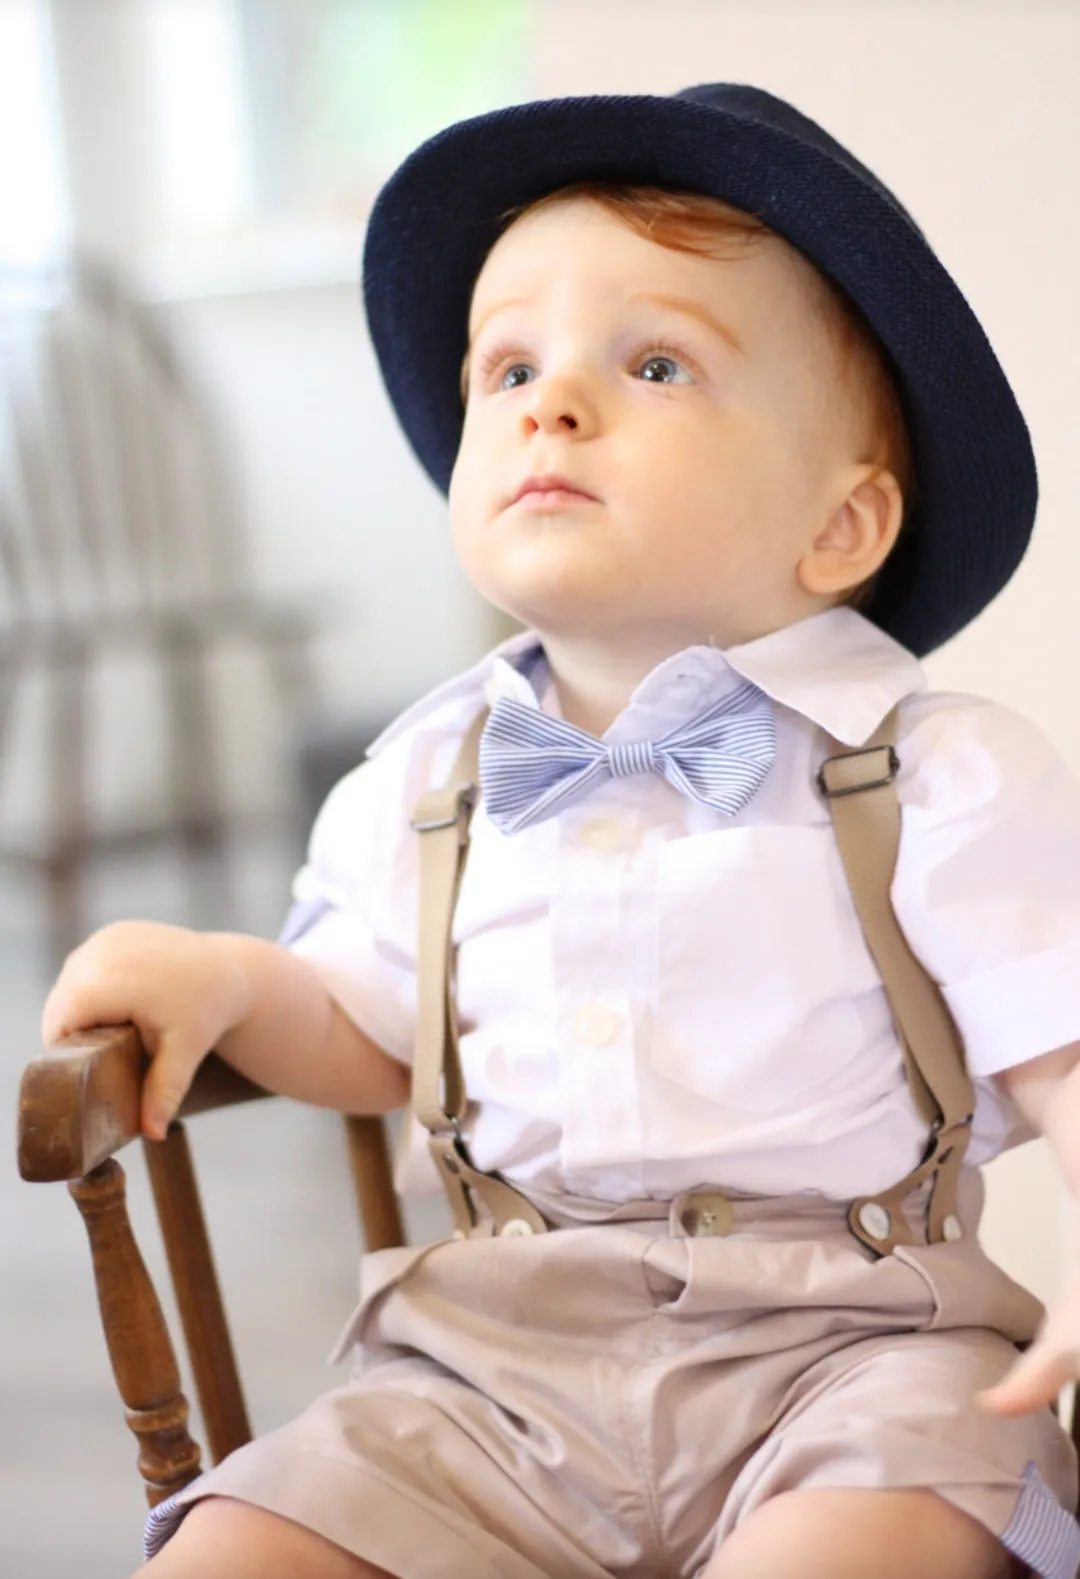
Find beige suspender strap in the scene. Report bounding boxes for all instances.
[409,714,485,1135]
[409,710,547,1239]
[818,708,975,1255]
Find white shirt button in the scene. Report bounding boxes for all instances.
[573,1006,622,1045]
[579,817,623,851]
[857,1202,892,1242]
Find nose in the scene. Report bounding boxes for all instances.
[519,369,599,440]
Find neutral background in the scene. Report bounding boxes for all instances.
[3,2,1079,1574]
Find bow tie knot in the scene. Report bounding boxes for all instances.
[478,679,776,834]
[607,739,658,778]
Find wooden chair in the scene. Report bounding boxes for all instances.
[17,1022,405,1508]
[18,1027,1080,1528]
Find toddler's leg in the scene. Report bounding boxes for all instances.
[702,1488,1023,1579]
[134,1497,397,1579]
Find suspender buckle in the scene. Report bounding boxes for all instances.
[816,744,899,799]
[922,1113,973,1163]
[410,783,477,835]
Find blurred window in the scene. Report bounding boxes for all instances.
[147,0,533,265]
[148,0,255,241]
[0,0,65,261]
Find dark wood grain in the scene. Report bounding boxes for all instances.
[344,1114,405,1252]
[143,1124,252,1464]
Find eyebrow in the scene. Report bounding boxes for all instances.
[466,292,743,355]
[630,293,745,356]
[466,295,527,350]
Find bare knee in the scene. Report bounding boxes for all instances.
[134,1496,397,1579]
[703,1488,1020,1579]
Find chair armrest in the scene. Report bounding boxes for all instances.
[18,1025,270,1182]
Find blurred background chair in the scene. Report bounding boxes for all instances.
[0,253,326,965]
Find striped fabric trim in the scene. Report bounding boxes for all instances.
[999,1461,1080,1579]
[143,1490,189,1560]
[479,680,776,834]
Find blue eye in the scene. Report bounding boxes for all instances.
[500,364,535,390]
[638,354,691,384]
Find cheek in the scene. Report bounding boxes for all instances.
[448,456,507,602]
[449,410,503,516]
[448,427,486,526]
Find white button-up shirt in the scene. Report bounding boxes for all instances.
[286,608,1080,1202]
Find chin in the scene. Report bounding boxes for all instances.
[471,547,611,612]
[503,589,644,639]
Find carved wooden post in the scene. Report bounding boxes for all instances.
[69,1160,203,1506]
[143,1124,251,1464]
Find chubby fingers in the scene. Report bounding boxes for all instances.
[978,1340,1079,1417]
[41,950,105,1049]
[139,1028,212,1141]
[41,928,150,1048]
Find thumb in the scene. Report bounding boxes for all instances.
[140,1029,209,1141]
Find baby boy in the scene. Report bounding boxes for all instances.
[45,84,1080,1579]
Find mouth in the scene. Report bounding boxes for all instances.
[507,474,601,510]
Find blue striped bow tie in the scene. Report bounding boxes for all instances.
[479,681,776,834]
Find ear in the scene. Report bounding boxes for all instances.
[796,466,904,599]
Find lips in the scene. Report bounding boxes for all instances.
[509,473,599,506]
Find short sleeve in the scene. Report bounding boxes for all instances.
[281,752,423,1066]
[892,695,1080,1077]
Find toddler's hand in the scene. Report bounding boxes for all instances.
[978,1270,1080,1417]
[42,921,252,1141]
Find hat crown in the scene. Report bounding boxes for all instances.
[673,82,922,235]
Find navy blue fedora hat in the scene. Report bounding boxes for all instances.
[362,83,1037,656]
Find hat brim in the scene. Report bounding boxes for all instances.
[363,92,1036,656]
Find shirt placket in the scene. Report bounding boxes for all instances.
[551,791,646,1194]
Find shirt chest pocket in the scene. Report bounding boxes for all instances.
[653,823,884,1114]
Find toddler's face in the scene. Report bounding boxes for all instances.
[449,197,865,650]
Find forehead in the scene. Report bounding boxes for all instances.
[467,195,826,337]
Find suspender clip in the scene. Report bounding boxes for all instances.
[410,782,477,835]
[922,1113,973,1164]
[816,744,899,799]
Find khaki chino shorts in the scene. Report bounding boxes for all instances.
[146,1173,1080,1579]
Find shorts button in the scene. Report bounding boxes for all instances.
[942,1214,963,1242]
[680,1194,733,1236]
[499,1218,535,1237]
[858,1202,892,1242]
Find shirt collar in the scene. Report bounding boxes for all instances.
[368,608,925,757]
[722,607,926,745]
[491,608,925,748]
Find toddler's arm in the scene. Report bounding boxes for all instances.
[978,1040,1080,1415]
[42,921,411,1141]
